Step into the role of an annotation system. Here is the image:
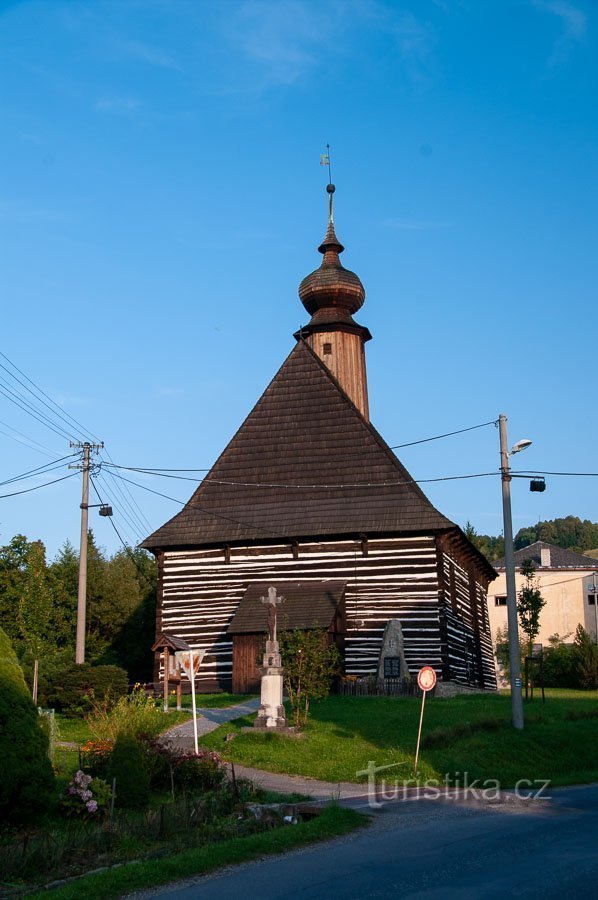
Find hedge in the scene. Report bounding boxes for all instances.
[0,627,55,824]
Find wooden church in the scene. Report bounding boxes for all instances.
[143,186,498,693]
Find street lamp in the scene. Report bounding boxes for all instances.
[498,414,532,730]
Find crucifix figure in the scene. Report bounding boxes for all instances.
[260,586,285,644]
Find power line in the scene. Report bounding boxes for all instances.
[513,470,598,478]
[0,423,59,458]
[390,419,497,450]
[0,359,86,442]
[0,455,76,487]
[0,348,101,443]
[104,466,500,490]
[104,464,211,473]
[0,471,79,499]
[100,454,153,533]
[95,470,146,543]
[99,419,499,477]
[107,469,284,536]
[0,381,75,442]
[90,476,156,586]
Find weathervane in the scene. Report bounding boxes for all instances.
[320,142,335,224]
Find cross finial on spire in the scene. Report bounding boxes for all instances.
[320,143,335,224]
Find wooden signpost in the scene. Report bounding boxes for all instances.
[414,666,437,775]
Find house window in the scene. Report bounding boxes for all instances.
[495,596,507,607]
[383,657,401,678]
[588,595,596,606]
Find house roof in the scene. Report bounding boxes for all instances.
[227,581,346,634]
[142,340,458,550]
[494,541,598,570]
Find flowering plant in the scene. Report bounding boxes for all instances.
[143,738,224,792]
[61,770,111,819]
[80,739,114,778]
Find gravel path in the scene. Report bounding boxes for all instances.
[160,698,368,802]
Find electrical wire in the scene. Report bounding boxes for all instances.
[0,381,75,442]
[513,470,598,478]
[389,419,497,450]
[0,360,86,442]
[89,475,139,547]
[100,455,153,533]
[103,466,500,490]
[107,470,285,536]
[89,476,156,586]
[95,470,146,543]
[0,471,79,499]
[0,455,76,487]
[99,420,500,475]
[105,464,211,473]
[0,349,101,443]
[0,417,60,456]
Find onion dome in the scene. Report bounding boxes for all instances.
[298,188,365,318]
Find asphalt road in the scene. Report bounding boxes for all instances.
[138,784,598,899]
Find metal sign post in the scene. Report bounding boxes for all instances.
[176,648,204,755]
[589,573,598,645]
[414,666,437,776]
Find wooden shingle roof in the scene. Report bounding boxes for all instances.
[142,340,456,550]
[227,581,346,634]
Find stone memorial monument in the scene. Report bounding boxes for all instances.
[254,586,288,729]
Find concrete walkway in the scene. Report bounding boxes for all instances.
[162,698,261,750]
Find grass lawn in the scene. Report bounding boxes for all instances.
[30,805,366,899]
[201,689,598,788]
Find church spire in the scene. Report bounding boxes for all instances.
[295,176,371,420]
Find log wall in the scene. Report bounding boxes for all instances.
[157,534,496,691]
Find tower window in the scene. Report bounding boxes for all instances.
[322,342,332,355]
[495,596,507,607]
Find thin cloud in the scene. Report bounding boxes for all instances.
[95,96,140,113]
[532,0,587,65]
[231,0,339,86]
[224,0,435,92]
[116,38,182,72]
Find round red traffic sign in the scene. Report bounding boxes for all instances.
[417,666,437,692]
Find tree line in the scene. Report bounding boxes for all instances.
[0,532,156,681]
[464,516,598,563]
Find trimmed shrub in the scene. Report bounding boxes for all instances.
[40,662,128,715]
[107,734,150,809]
[145,738,225,793]
[0,627,55,824]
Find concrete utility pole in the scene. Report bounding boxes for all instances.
[498,415,525,730]
[70,441,104,664]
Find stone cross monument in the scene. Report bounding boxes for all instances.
[254,586,288,729]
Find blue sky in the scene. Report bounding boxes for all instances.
[1,0,596,558]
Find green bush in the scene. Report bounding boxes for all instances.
[86,686,164,741]
[107,734,150,809]
[541,635,578,688]
[0,627,55,824]
[40,661,128,715]
[574,625,598,689]
[143,739,225,794]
